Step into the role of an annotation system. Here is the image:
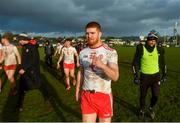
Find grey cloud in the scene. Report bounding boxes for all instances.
[0,0,180,36]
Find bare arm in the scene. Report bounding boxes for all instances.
[14,46,21,64]
[54,47,58,56]
[56,51,63,69]
[74,52,80,67]
[0,49,4,63]
[75,67,83,101]
[0,50,4,69]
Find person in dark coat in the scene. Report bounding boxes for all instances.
[44,40,54,68]
[17,33,41,111]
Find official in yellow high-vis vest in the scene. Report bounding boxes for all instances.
[132,30,167,120]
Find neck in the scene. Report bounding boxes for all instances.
[5,42,10,46]
[89,40,103,49]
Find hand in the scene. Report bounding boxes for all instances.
[161,74,167,83]
[91,54,104,69]
[77,62,80,68]
[19,69,25,75]
[134,75,140,85]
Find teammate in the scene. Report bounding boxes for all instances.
[1,32,21,95]
[75,22,119,122]
[132,30,167,120]
[57,38,79,90]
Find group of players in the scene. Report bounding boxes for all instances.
[0,21,167,122]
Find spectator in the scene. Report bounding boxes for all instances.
[17,33,41,111]
[44,40,54,68]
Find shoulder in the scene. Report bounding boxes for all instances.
[137,43,143,48]
[136,43,143,52]
[10,44,17,49]
[102,43,114,51]
[71,46,76,50]
[9,44,15,47]
[101,43,118,56]
[156,45,165,54]
[79,47,89,55]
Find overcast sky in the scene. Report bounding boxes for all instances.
[0,0,180,37]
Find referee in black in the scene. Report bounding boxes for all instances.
[132,30,167,120]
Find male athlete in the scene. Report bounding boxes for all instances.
[57,38,79,90]
[1,32,21,95]
[76,22,119,122]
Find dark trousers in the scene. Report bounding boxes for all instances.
[45,55,52,67]
[17,73,41,108]
[17,76,28,108]
[140,73,161,110]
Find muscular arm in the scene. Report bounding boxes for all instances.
[76,67,84,101]
[54,48,58,56]
[56,51,63,69]
[57,52,63,64]
[74,52,79,66]
[0,49,4,63]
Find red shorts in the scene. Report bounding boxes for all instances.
[63,63,74,70]
[81,90,113,118]
[4,64,16,70]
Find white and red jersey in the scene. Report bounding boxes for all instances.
[62,46,77,64]
[79,43,118,94]
[3,44,19,66]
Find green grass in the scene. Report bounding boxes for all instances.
[0,46,180,122]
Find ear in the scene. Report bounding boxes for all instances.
[99,31,102,39]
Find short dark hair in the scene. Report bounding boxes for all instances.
[85,21,102,32]
[2,32,13,40]
[65,38,73,42]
